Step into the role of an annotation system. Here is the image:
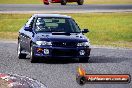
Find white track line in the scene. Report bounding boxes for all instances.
[0,10,132,13]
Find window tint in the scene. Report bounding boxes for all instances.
[35,17,81,33]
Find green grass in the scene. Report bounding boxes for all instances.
[0,0,132,4]
[0,13,132,48]
[0,0,42,4]
[69,13,132,47]
[85,0,132,4]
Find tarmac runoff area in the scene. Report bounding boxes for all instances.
[0,4,132,13]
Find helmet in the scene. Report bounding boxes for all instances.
[36,18,46,26]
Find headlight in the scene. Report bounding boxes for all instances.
[77,42,90,47]
[36,41,52,46]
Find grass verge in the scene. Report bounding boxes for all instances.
[85,0,132,4]
[0,0,132,4]
[0,0,42,4]
[0,13,132,48]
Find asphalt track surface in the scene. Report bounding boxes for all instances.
[0,4,132,13]
[0,41,132,88]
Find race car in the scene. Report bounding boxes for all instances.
[43,0,84,5]
[17,14,91,63]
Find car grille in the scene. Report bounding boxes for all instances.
[52,42,77,47]
[52,49,77,56]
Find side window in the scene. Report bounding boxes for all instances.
[25,17,35,28]
[30,17,35,28]
[25,16,32,25]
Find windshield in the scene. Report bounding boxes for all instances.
[34,17,81,33]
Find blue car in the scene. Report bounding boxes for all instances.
[17,14,91,63]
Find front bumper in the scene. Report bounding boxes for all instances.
[32,45,91,58]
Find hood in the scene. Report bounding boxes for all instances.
[35,32,88,42]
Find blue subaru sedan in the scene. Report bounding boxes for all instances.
[17,14,91,63]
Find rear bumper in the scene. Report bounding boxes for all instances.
[32,45,91,58]
[43,0,61,3]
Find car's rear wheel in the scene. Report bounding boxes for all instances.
[77,0,84,5]
[61,0,67,5]
[44,2,49,5]
[17,42,27,59]
[30,45,38,63]
[79,57,89,63]
[43,0,49,5]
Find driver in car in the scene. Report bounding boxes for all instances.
[36,18,49,32]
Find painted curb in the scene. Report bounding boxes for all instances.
[0,73,47,88]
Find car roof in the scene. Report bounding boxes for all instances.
[32,14,71,18]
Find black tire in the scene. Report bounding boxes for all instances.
[17,42,27,59]
[61,0,67,5]
[44,2,49,5]
[79,57,89,63]
[77,0,84,5]
[30,45,38,63]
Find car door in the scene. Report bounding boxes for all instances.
[19,26,27,49]
[23,17,36,52]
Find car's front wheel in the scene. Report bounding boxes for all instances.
[17,42,27,59]
[30,45,38,63]
[61,0,67,5]
[79,57,89,63]
[77,0,84,5]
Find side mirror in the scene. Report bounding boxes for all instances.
[24,26,32,32]
[82,29,89,33]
